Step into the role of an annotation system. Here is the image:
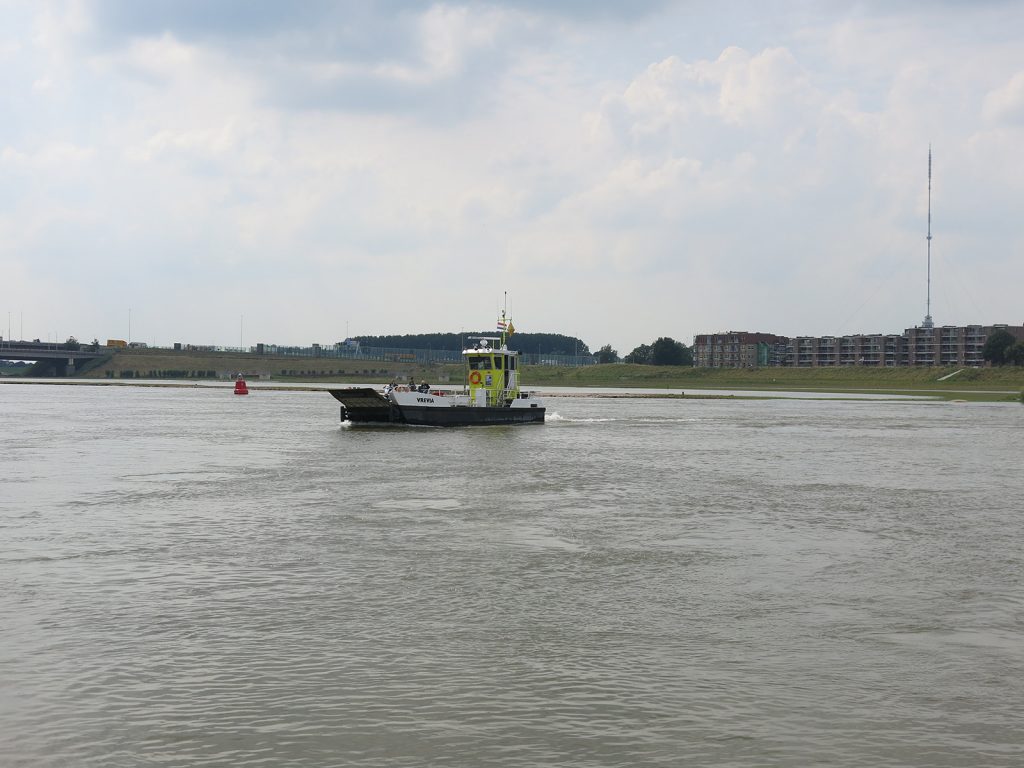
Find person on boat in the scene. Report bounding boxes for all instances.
[418,381,430,393]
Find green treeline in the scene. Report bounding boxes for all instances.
[107,370,218,379]
[624,337,694,366]
[354,332,591,356]
[983,329,1024,366]
[591,337,695,366]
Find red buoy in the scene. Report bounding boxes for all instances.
[234,374,249,395]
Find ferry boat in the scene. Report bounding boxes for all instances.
[328,315,545,427]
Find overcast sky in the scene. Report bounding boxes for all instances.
[2,1,1023,353]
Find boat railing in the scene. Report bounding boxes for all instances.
[493,386,538,405]
[382,385,537,405]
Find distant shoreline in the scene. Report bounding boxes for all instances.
[4,348,1024,403]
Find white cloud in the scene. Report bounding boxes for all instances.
[1,142,96,168]
[414,4,499,81]
[982,71,1024,124]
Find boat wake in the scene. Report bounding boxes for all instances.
[546,413,617,423]
[547,413,698,424]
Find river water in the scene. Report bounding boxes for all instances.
[1,383,1022,767]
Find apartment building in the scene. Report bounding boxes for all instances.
[693,332,787,368]
[693,325,1023,368]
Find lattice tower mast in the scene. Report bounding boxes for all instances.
[923,145,934,329]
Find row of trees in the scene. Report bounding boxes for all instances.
[593,337,694,366]
[982,329,1024,366]
[355,332,590,356]
[62,337,102,351]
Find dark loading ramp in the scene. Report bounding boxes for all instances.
[328,388,401,423]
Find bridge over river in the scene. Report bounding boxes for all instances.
[0,341,109,376]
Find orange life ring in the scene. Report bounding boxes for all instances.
[469,371,482,385]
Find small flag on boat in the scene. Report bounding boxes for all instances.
[506,322,515,335]
[497,320,507,331]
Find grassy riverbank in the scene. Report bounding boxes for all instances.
[520,362,1024,390]
[516,363,1024,402]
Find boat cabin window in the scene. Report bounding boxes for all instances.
[508,357,516,370]
[468,357,491,370]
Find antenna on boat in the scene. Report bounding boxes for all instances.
[500,291,508,346]
[922,145,934,329]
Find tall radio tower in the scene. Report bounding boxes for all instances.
[922,145,934,329]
